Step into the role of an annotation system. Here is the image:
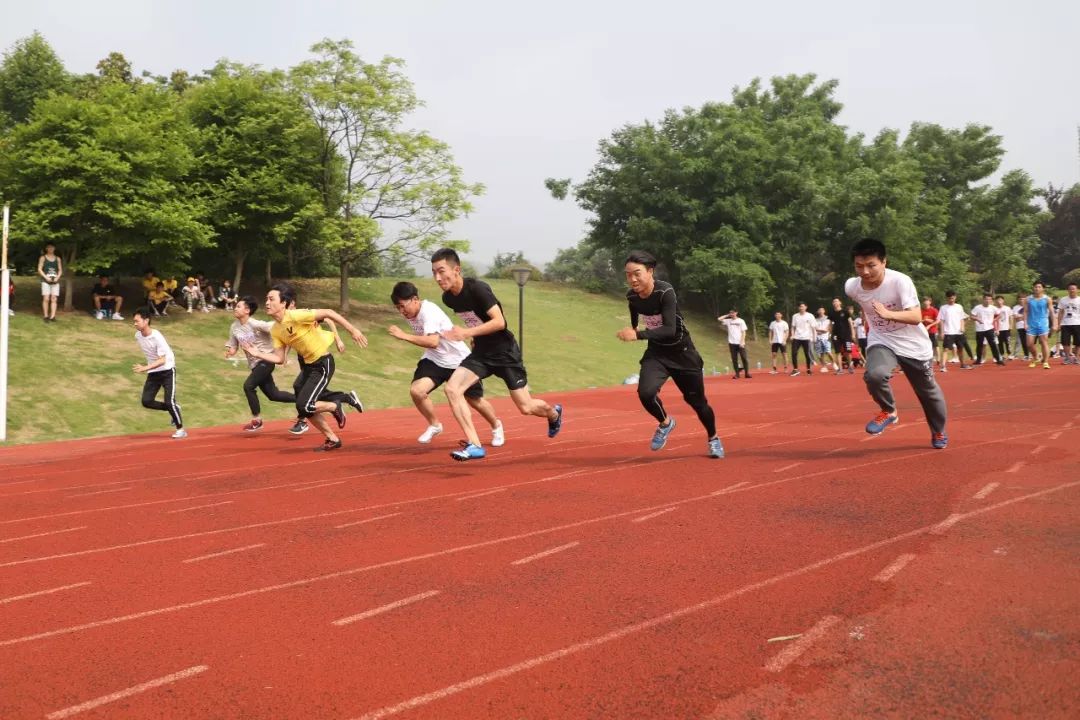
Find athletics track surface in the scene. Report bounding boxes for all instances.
[1,366,1078,719]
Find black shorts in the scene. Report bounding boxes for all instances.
[641,345,704,374]
[927,333,939,348]
[459,348,528,390]
[413,358,483,399]
[943,334,963,350]
[771,342,785,353]
[1062,326,1080,345]
[832,337,852,353]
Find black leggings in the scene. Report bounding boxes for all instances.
[638,354,716,438]
[997,330,1012,356]
[975,330,1002,363]
[293,355,348,418]
[141,368,182,428]
[244,361,295,416]
[792,339,813,369]
[728,344,749,376]
[1017,329,1027,354]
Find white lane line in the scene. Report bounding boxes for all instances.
[166,501,234,514]
[774,462,802,473]
[66,486,133,498]
[181,544,265,564]
[930,514,962,535]
[456,488,506,502]
[332,591,440,626]
[0,526,87,544]
[872,553,917,582]
[511,542,579,566]
[764,616,841,672]
[711,481,749,496]
[292,480,346,492]
[0,581,91,605]
[335,513,402,530]
[631,507,677,523]
[46,665,209,719]
[1030,445,1047,456]
[824,448,844,456]
[1049,431,1062,440]
[615,456,644,464]
[973,482,1000,500]
[1006,461,1025,473]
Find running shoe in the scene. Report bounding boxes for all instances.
[491,421,505,447]
[315,438,342,452]
[171,428,188,439]
[243,419,263,432]
[347,390,364,412]
[450,443,486,461]
[939,365,948,373]
[331,402,347,429]
[708,437,725,458]
[931,432,948,450]
[289,419,309,435]
[1028,361,1037,368]
[769,369,778,375]
[418,423,443,444]
[1043,362,1051,370]
[95,310,104,320]
[790,370,801,377]
[111,313,124,320]
[547,404,563,438]
[865,412,899,435]
[650,417,676,451]
[960,365,973,370]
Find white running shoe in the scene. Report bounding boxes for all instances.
[491,421,505,447]
[171,428,188,439]
[111,313,124,320]
[418,424,443,444]
[95,310,104,320]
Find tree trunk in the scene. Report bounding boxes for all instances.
[232,242,246,295]
[287,240,296,277]
[265,257,272,287]
[750,310,758,341]
[62,242,78,312]
[339,258,350,314]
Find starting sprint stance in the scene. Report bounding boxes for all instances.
[432,248,562,462]
[617,250,723,458]
[225,295,296,432]
[389,281,504,445]
[845,239,948,449]
[132,308,185,438]
[243,283,367,451]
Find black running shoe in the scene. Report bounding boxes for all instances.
[347,390,364,412]
[332,403,346,430]
[314,438,342,452]
[289,419,309,435]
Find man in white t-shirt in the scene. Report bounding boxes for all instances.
[225,295,300,432]
[938,291,973,371]
[132,308,186,438]
[993,295,1014,360]
[719,309,751,379]
[1012,294,1029,360]
[970,293,1005,366]
[814,307,838,372]
[389,281,504,444]
[1057,282,1080,365]
[790,303,816,376]
[767,311,789,374]
[845,238,947,449]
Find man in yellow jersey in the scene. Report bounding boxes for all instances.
[242,282,368,451]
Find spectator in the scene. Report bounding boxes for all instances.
[141,269,160,300]
[217,279,237,310]
[182,277,208,313]
[163,276,179,298]
[148,281,172,316]
[38,242,62,322]
[196,273,215,307]
[718,309,750,379]
[91,275,125,320]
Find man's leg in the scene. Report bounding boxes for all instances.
[975,331,986,363]
[444,366,485,447]
[243,367,263,418]
[988,331,1003,362]
[409,377,441,427]
[897,356,947,435]
[729,344,741,377]
[466,393,500,429]
[295,356,339,442]
[670,366,718,439]
[637,357,670,425]
[1018,329,1027,358]
[960,336,974,365]
[738,346,750,376]
[864,345,901,418]
[780,347,788,371]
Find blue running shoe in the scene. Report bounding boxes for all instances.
[865,412,898,435]
[708,436,724,459]
[650,418,676,451]
[451,443,486,461]
[931,432,948,449]
[547,404,564,438]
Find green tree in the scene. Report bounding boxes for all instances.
[544,242,621,292]
[0,32,69,128]
[484,251,542,280]
[965,170,1043,293]
[290,38,483,311]
[1037,185,1080,285]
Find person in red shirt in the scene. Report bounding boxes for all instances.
[921,296,942,367]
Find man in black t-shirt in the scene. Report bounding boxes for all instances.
[431,248,563,462]
[617,250,724,458]
[827,297,855,374]
[92,275,124,320]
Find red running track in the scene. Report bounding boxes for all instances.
[1,364,1078,719]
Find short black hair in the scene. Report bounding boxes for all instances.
[239,295,259,313]
[431,248,460,266]
[995,295,1005,300]
[851,238,887,261]
[1069,283,1078,289]
[1033,280,1045,288]
[155,281,164,288]
[134,307,153,322]
[391,281,419,304]
[270,281,296,307]
[624,250,657,268]
[945,289,957,298]
[983,292,993,297]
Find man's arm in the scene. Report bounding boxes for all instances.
[133,354,167,373]
[388,324,440,349]
[635,290,678,342]
[37,256,46,280]
[872,303,923,325]
[311,309,368,347]
[242,343,289,365]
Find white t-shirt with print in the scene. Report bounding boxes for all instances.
[1011,304,1026,329]
[791,312,816,341]
[768,320,789,344]
[995,305,1012,331]
[409,299,471,369]
[938,303,968,335]
[1059,295,1080,326]
[970,304,999,332]
[721,317,747,345]
[814,316,831,336]
[844,269,931,361]
[135,329,175,372]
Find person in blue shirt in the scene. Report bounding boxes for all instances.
[1023,281,1057,369]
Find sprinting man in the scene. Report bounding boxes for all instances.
[767,311,789,374]
[388,281,505,445]
[845,239,948,449]
[37,243,62,322]
[617,249,723,458]
[241,282,367,451]
[432,248,562,462]
[1024,281,1056,369]
[994,296,1013,359]
[225,295,296,432]
[921,296,942,368]
[790,302,815,376]
[1012,293,1029,360]
[132,308,185,438]
[938,291,973,371]
[719,309,750,379]
[1056,283,1080,365]
[971,293,1005,366]
[814,307,838,373]
[828,297,856,374]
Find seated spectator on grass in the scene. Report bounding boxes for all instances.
[92,275,124,320]
[217,279,237,310]
[141,269,160,300]
[163,276,179,298]
[182,277,208,313]
[196,273,215,307]
[148,281,172,316]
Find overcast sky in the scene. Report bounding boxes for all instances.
[4,0,1079,267]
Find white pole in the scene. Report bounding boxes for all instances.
[0,203,10,442]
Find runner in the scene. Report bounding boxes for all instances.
[971,293,1005,366]
[1023,281,1056,369]
[767,311,789,374]
[718,309,750,379]
[828,298,856,374]
[1056,282,1080,365]
[225,295,296,432]
[845,239,947,449]
[388,281,505,445]
[921,296,942,368]
[617,250,723,458]
[938,291,973,371]
[241,282,367,451]
[790,302,815,376]
[994,295,1013,360]
[432,248,562,461]
[132,308,185,438]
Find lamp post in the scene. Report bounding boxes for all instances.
[511,267,531,356]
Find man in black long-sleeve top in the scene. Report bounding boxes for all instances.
[616,250,724,458]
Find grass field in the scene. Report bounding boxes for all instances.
[4,276,783,444]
